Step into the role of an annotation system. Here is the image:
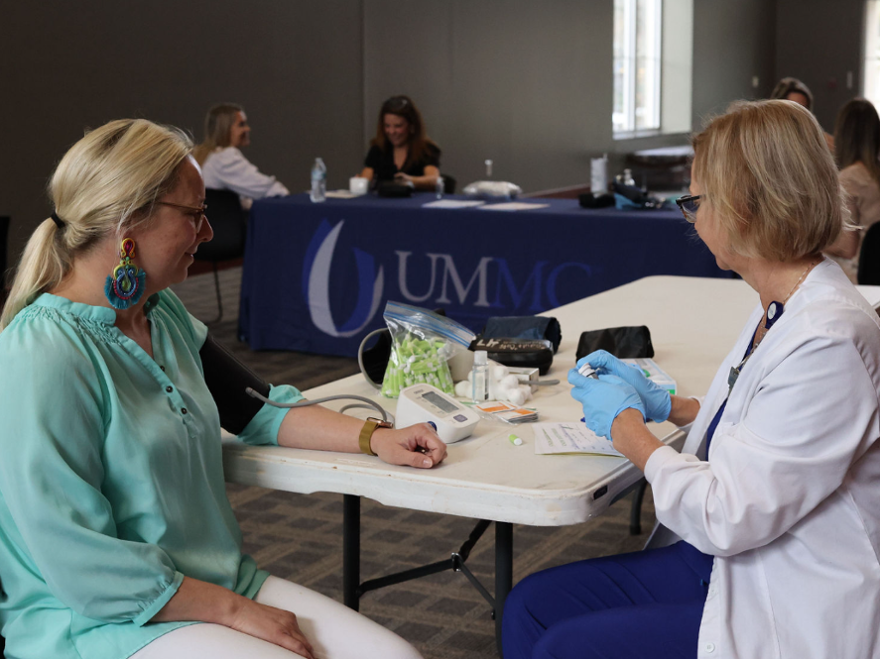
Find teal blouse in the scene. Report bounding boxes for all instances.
[0,291,302,659]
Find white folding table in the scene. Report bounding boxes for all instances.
[223,275,880,653]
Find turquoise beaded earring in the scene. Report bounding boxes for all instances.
[105,238,146,310]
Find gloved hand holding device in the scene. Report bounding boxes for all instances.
[576,350,672,423]
[568,369,646,440]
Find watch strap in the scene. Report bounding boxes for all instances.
[358,417,392,456]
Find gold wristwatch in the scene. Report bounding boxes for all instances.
[358,417,394,456]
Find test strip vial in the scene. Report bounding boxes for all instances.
[472,350,489,402]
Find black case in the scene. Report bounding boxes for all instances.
[575,326,654,362]
[470,337,554,375]
[377,181,413,197]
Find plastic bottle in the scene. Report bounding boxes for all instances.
[435,176,444,199]
[623,168,636,187]
[485,159,493,178]
[471,350,489,402]
[310,158,327,203]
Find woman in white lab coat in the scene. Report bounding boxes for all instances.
[502,100,880,659]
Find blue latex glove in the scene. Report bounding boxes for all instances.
[576,350,672,423]
[568,369,646,440]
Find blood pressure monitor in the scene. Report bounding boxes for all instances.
[395,384,481,444]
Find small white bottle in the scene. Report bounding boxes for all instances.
[435,176,444,199]
[471,350,489,402]
[310,158,327,203]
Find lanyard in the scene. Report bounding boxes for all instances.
[706,301,785,457]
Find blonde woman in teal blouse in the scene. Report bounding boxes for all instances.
[0,119,446,659]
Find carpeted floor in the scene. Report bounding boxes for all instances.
[172,266,656,658]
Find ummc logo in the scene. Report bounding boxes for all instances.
[304,220,593,337]
[303,221,384,338]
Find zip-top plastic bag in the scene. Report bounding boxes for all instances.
[380,301,476,398]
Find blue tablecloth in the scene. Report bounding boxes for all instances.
[238,193,729,357]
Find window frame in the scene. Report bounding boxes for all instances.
[613,0,664,139]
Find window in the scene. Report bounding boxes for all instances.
[614,0,663,136]
[864,0,880,106]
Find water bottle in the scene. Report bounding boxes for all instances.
[310,158,326,203]
[471,350,489,402]
[435,176,444,199]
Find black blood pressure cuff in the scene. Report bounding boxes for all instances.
[200,334,271,435]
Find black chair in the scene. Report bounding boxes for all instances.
[857,222,880,285]
[197,190,247,323]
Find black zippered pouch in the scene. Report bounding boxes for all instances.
[469,337,554,375]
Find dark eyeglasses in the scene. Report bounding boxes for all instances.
[675,194,702,223]
[158,201,208,226]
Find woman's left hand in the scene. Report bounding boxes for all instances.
[568,369,646,440]
[370,423,447,468]
[393,172,414,186]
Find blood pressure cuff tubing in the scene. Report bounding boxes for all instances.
[200,333,271,435]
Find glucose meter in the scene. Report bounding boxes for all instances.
[395,384,480,443]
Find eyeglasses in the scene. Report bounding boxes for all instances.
[158,201,208,226]
[675,194,702,223]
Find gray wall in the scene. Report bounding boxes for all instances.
[364,1,613,194]
[2,0,865,267]
[776,0,865,133]
[1,0,365,264]
[692,0,777,126]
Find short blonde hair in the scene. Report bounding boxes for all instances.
[691,100,844,262]
[1,119,192,330]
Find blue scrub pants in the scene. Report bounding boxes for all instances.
[501,541,713,659]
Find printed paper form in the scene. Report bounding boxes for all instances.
[325,190,364,199]
[421,199,486,209]
[479,202,550,211]
[532,422,625,457]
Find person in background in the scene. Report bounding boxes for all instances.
[770,76,835,151]
[0,118,446,659]
[359,95,440,191]
[193,103,289,209]
[502,100,880,659]
[824,97,880,282]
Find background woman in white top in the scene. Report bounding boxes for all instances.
[824,97,880,282]
[193,104,289,208]
[502,100,880,659]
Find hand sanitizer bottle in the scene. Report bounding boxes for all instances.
[436,176,444,199]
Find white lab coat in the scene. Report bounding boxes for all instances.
[644,259,880,659]
[201,147,289,207]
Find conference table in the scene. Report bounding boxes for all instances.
[225,276,880,654]
[237,193,731,357]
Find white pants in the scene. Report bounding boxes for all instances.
[131,577,422,659]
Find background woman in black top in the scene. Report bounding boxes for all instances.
[359,95,441,190]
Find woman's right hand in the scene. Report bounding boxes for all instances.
[228,598,315,659]
[576,350,672,422]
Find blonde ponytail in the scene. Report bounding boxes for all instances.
[0,221,69,329]
[0,119,192,331]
